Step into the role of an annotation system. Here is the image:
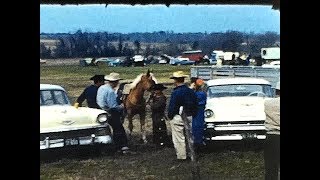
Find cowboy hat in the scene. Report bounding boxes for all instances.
[170,71,189,79]
[151,84,167,90]
[105,72,123,81]
[89,75,105,81]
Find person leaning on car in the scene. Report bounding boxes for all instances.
[75,75,105,109]
[96,72,130,153]
[264,81,280,180]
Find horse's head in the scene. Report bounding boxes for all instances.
[140,69,156,91]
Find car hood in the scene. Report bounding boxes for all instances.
[205,97,266,122]
[40,105,106,133]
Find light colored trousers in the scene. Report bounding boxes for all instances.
[170,114,194,160]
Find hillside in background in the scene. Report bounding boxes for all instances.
[40,30,279,59]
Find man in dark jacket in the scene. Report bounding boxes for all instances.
[75,75,105,109]
[168,71,198,161]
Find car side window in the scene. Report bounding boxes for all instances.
[40,90,70,106]
[53,91,68,105]
[41,90,54,105]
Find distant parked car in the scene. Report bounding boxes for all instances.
[159,54,174,64]
[158,59,167,64]
[79,57,112,67]
[170,56,195,66]
[149,58,160,64]
[132,55,145,67]
[40,59,46,64]
[108,58,124,67]
[40,84,113,150]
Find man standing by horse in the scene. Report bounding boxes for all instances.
[96,72,130,153]
[168,71,198,162]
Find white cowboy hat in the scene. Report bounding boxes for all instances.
[105,72,123,81]
[170,71,189,79]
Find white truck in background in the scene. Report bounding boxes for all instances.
[261,47,280,61]
[223,52,240,61]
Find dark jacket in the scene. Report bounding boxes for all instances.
[168,84,198,119]
[76,85,100,109]
[151,94,166,114]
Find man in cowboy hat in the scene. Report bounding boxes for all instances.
[264,80,280,180]
[167,71,198,161]
[75,75,105,109]
[148,84,170,147]
[96,72,130,153]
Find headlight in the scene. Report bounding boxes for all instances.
[97,113,108,123]
[204,109,214,118]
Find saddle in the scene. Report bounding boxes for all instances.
[123,83,132,95]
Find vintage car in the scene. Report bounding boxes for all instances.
[108,58,126,67]
[79,57,113,67]
[132,55,146,67]
[40,59,46,64]
[40,84,113,150]
[170,56,195,66]
[204,77,274,141]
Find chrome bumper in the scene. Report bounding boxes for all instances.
[40,134,112,150]
[207,134,266,141]
[205,123,266,141]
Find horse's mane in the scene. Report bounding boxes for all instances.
[129,73,158,89]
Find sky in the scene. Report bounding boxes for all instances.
[40,4,280,34]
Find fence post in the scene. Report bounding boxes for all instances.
[181,112,201,180]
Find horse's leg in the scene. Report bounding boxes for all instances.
[139,111,147,144]
[127,111,134,137]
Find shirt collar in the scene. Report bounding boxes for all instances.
[173,84,187,90]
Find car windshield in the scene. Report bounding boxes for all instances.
[40,90,70,106]
[207,84,273,98]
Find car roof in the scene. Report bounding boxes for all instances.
[206,78,271,86]
[40,84,65,91]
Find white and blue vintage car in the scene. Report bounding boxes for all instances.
[204,78,274,141]
[40,84,113,150]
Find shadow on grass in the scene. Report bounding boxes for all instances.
[40,144,117,163]
[203,140,265,153]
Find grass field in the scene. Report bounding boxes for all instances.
[40,64,265,180]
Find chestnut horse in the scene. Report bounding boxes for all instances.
[124,69,157,143]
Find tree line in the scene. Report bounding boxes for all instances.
[40,30,279,59]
